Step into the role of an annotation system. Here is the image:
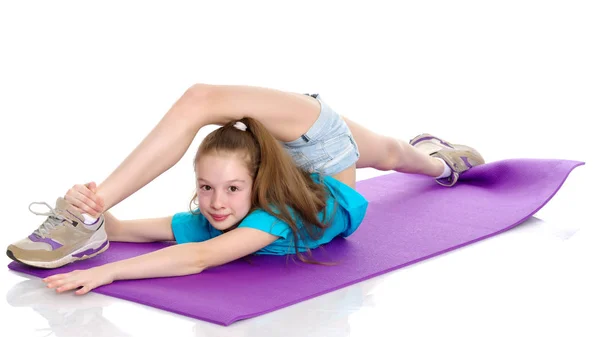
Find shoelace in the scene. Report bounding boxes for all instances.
[29,201,68,237]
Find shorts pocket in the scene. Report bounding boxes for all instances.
[322,134,357,160]
[287,149,312,172]
[286,146,329,173]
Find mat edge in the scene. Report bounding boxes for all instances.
[227,160,586,325]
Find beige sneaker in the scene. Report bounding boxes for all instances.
[409,133,485,187]
[6,197,108,269]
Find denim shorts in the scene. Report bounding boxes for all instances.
[281,93,360,176]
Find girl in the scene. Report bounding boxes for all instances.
[7,85,484,295]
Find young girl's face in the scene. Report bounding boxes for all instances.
[194,152,253,231]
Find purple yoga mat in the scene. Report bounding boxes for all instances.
[8,158,583,326]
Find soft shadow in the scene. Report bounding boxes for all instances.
[6,277,130,337]
[192,277,381,337]
[511,216,580,241]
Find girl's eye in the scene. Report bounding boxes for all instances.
[199,185,211,191]
[228,186,239,192]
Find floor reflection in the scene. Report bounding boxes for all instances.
[192,278,381,337]
[7,274,383,337]
[6,278,130,337]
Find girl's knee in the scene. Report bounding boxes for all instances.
[378,137,412,171]
[355,135,400,171]
[169,83,218,126]
[181,83,216,106]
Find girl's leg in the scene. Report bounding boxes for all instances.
[95,84,324,212]
[342,118,445,176]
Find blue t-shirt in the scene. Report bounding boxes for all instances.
[171,174,368,255]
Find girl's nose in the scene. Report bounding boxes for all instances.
[211,191,225,209]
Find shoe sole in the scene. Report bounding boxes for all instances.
[410,133,455,155]
[434,147,485,173]
[410,133,485,172]
[6,235,110,269]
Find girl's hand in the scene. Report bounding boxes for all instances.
[43,266,114,295]
[65,182,104,218]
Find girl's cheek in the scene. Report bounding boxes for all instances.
[197,196,209,208]
[235,192,252,208]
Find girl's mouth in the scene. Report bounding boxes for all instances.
[210,214,229,222]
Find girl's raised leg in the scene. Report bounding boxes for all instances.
[95,82,472,214]
[95,84,324,212]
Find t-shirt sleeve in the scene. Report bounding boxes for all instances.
[237,208,292,240]
[171,210,220,244]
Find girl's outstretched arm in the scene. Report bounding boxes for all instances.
[43,227,278,295]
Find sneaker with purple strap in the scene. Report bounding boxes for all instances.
[6,197,108,269]
[409,133,485,187]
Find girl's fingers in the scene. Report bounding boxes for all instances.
[42,274,63,282]
[64,195,98,218]
[72,206,87,217]
[47,280,66,289]
[76,185,103,208]
[64,194,101,218]
[56,277,87,292]
[75,285,91,295]
[57,282,78,293]
[44,275,68,288]
[43,271,94,295]
[65,184,104,213]
[74,187,103,211]
[74,189,103,214]
[85,182,98,193]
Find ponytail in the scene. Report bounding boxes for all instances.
[190,117,334,263]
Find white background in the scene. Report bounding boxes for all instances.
[1,1,598,336]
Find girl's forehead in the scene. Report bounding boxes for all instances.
[195,152,252,181]
[197,151,246,167]
[199,149,248,160]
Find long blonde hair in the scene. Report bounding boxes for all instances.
[189,117,335,263]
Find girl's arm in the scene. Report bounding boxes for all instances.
[43,227,278,295]
[110,227,277,279]
[106,212,175,242]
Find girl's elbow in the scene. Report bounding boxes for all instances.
[193,259,209,273]
[191,244,212,272]
[191,243,234,272]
